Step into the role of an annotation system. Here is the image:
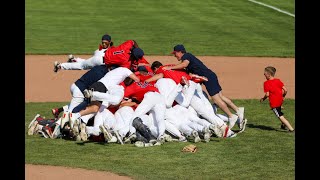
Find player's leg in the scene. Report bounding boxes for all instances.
[90,86,124,106]
[114,106,134,138]
[67,83,85,112]
[179,81,197,108]
[150,93,166,139]
[86,105,107,136]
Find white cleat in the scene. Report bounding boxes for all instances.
[27,114,40,135]
[53,61,61,73]
[83,89,93,99]
[228,114,238,129]
[163,133,173,142]
[238,119,248,134]
[114,130,124,145]
[67,54,75,62]
[192,130,201,143]
[203,127,211,143]
[51,124,61,139]
[99,125,113,142]
[237,107,245,123]
[79,123,88,141]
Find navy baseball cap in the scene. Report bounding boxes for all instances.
[137,65,148,72]
[132,48,144,60]
[101,34,111,41]
[171,44,185,54]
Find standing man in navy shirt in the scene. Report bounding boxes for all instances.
[163,44,245,130]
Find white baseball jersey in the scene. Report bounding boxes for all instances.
[98,67,133,87]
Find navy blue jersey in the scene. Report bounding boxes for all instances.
[75,65,109,92]
[181,53,212,76]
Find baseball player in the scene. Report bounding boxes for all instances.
[64,67,140,140]
[54,34,113,72]
[166,44,245,129]
[123,77,166,143]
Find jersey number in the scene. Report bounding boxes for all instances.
[113,50,124,55]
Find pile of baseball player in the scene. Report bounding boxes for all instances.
[27,34,247,147]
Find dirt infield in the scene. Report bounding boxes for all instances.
[25,55,295,179]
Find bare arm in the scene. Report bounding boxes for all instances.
[282,86,287,98]
[145,73,164,83]
[260,92,269,102]
[163,60,190,70]
[129,73,140,82]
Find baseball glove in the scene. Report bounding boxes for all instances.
[181,144,197,153]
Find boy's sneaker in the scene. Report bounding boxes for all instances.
[228,114,238,129]
[53,61,61,73]
[281,123,288,130]
[238,119,248,133]
[27,114,41,135]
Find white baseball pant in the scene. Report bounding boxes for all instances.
[131,92,166,139]
[114,106,136,138]
[67,83,85,113]
[86,105,116,136]
[155,78,182,108]
[91,85,124,107]
[60,49,105,70]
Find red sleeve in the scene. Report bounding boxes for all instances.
[155,66,165,74]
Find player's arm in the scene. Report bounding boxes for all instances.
[129,73,140,82]
[260,92,269,102]
[145,73,164,83]
[282,86,287,98]
[163,60,189,70]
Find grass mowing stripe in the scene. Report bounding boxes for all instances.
[248,0,295,17]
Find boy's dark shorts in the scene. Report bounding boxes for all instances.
[88,81,107,104]
[203,72,222,96]
[272,107,284,118]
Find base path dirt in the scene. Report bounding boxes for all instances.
[25,55,295,102]
[25,164,132,180]
[25,55,295,179]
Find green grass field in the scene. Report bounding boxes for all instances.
[25,100,295,180]
[26,0,295,179]
[25,0,295,57]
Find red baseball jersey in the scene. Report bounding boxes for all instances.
[104,40,134,68]
[263,78,284,108]
[155,65,191,84]
[131,57,150,71]
[134,71,155,83]
[124,81,159,103]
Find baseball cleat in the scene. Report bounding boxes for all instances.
[228,114,238,129]
[79,123,88,141]
[192,130,201,143]
[237,107,245,123]
[114,130,123,145]
[67,54,75,62]
[83,89,93,99]
[53,61,61,73]
[99,125,113,142]
[203,127,211,143]
[28,114,40,129]
[238,119,248,134]
[124,133,137,144]
[51,124,61,139]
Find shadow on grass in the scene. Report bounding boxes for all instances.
[246,123,288,132]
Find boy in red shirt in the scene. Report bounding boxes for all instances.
[260,66,294,132]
